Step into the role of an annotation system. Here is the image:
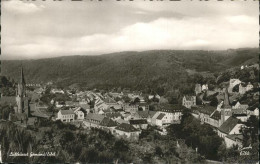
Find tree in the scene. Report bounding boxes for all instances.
[210,97,218,107]
[232,84,239,92]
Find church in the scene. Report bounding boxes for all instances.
[0,67,31,123]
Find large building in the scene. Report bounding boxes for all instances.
[3,67,31,123]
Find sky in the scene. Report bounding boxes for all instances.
[1,0,259,59]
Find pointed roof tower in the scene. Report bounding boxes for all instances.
[17,66,26,96]
[222,88,231,108]
[20,66,26,85]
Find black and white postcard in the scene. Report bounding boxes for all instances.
[0,0,259,163]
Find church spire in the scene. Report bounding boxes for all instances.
[222,87,231,108]
[20,66,26,85]
[17,66,26,97]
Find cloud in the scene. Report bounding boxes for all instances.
[2,1,44,14]
[1,1,258,59]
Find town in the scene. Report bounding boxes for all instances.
[1,64,258,153]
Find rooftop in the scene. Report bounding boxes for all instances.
[129,119,147,125]
[156,113,165,120]
[60,109,74,115]
[218,116,241,134]
[100,117,117,127]
[85,113,105,122]
[115,123,139,132]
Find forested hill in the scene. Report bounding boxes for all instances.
[1,48,258,92]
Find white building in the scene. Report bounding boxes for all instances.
[217,116,245,139]
[151,108,182,127]
[228,79,242,93]
[113,123,141,141]
[182,96,196,109]
[57,110,75,122]
[72,107,84,120]
[224,134,243,148]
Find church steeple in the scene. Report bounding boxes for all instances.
[20,66,26,86]
[17,66,26,97]
[222,88,231,108]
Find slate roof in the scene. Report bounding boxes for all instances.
[199,106,216,115]
[218,116,241,134]
[100,117,117,127]
[210,111,221,120]
[60,110,74,115]
[85,113,105,122]
[105,112,122,118]
[79,104,90,109]
[115,123,139,132]
[156,113,165,120]
[129,119,147,125]
[137,110,156,118]
[158,104,183,113]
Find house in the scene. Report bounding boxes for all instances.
[247,107,259,118]
[57,109,75,122]
[113,123,141,141]
[224,134,243,148]
[148,94,161,100]
[182,95,196,109]
[129,119,148,130]
[72,107,84,120]
[79,103,91,114]
[99,117,118,132]
[138,102,149,111]
[198,106,216,125]
[94,98,109,113]
[105,112,122,120]
[202,84,208,92]
[51,89,64,94]
[190,106,201,119]
[233,113,248,122]
[123,103,139,113]
[151,113,166,127]
[122,112,133,121]
[246,82,253,91]
[232,102,248,111]
[239,82,253,94]
[83,113,105,128]
[133,110,157,123]
[228,79,242,93]
[217,116,244,139]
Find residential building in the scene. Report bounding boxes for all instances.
[239,82,253,94]
[182,95,196,109]
[228,79,242,93]
[72,107,84,120]
[83,113,105,128]
[57,110,75,122]
[217,116,244,139]
[202,84,208,92]
[129,119,148,130]
[123,103,139,113]
[224,134,243,148]
[113,123,141,141]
